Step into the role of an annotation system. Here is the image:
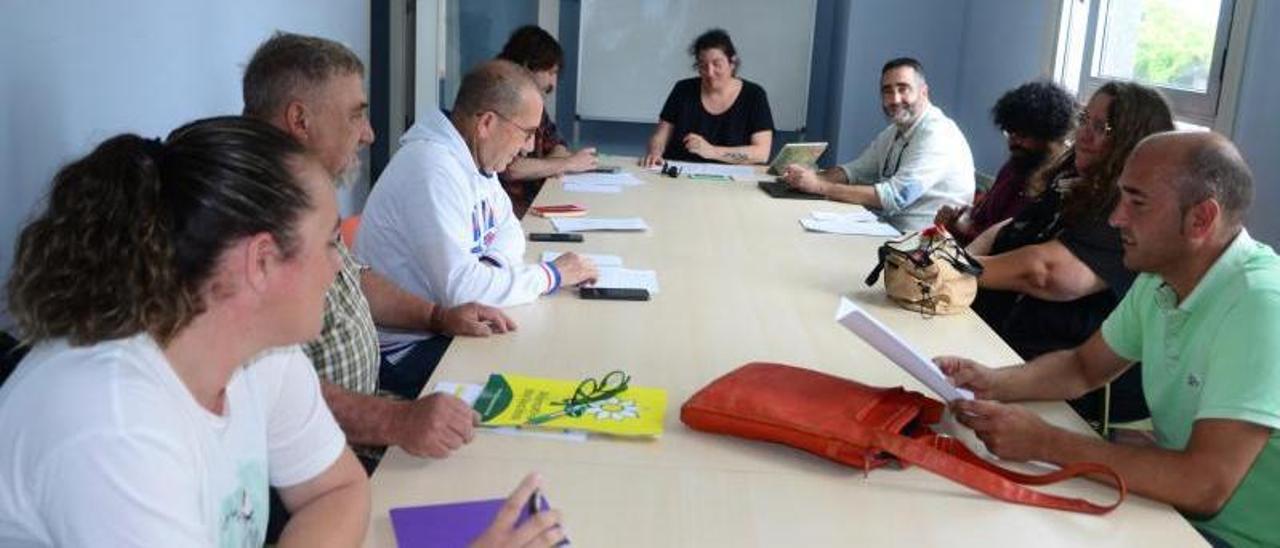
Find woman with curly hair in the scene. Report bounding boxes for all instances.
[969,82,1176,425]
[937,80,1077,244]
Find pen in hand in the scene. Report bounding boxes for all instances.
[526,488,541,518]
[526,488,571,547]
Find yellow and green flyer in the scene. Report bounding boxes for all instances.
[472,372,667,437]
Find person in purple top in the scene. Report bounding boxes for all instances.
[936,81,1076,244]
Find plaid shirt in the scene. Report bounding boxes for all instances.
[302,242,386,461]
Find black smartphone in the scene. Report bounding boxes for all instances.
[528,232,584,242]
[579,287,650,301]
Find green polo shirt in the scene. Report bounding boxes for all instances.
[1101,230,1280,547]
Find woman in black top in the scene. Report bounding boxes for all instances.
[640,29,774,167]
[967,82,1175,425]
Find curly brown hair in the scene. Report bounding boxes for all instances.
[7,116,309,346]
[1061,82,1175,221]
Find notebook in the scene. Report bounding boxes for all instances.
[766,142,828,175]
[390,496,549,548]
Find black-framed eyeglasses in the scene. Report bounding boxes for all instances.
[1001,129,1031,141]
[489,110,538,141]
[562,370,630,416]
[1076,111,1112,137]
[524,370,632,425]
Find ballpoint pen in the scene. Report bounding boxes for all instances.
[527,489,571,546]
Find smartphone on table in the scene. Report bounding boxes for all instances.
[528,232,584,242]
[579,287,650,301]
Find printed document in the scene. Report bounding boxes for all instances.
[540,251,624,267]
[590,267,660,294]
[800,211,900,237]
[551,217,649,232]
[835,297,973,402]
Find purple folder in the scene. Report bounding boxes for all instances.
[390,496,549,548]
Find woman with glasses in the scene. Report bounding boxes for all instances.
[966,82,1175,426]
[640,28,775,167]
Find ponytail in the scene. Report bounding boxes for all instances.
[7,116,308,346]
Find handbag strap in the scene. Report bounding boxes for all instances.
[864,233,922,286]
[940,243,985,277]
[861,427,1126,514]
[864,245,891,286]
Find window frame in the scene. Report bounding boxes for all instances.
[1047,0,1254,134]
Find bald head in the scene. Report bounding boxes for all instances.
[1135,131,1253,227]
[452,59,542,118]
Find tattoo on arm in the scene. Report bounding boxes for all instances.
[723,151,749,163]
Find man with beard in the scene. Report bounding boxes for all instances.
[781,57,974,232]
[935,81,1076,244]
[357,61,598,360]
[241,33,516,472]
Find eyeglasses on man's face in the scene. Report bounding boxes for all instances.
[489,110,538,141]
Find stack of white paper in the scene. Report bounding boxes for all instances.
[562,172,644,193]
[590,267,660,294]
[665,160,757,179]
[563,182,623,194]
[799,210,900,237]
[834,297,973,402]
[563,172,644,186]
[539,251,624,267]
[551,217,649,232]
[809,210,878,222]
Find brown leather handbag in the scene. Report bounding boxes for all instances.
[865,225,983,315]
[680,362,1126,514]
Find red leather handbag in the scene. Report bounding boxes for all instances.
[680,362,1125,514]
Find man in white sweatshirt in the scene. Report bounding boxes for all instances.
[358,60,597,359]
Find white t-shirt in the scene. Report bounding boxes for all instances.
[0,334,346,547]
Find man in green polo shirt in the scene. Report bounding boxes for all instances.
[938,131,1278,547]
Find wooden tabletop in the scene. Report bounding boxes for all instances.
[362,160,1204,547]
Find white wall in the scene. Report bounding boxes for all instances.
[0,1,370,330]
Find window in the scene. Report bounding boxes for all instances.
[1051,0,1254,131]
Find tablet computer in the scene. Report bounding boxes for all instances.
[767,142,829,175]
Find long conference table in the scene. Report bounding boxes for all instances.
[362,160,1204,547]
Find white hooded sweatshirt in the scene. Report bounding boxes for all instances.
[357,109,559,349]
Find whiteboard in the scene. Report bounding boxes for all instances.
[575,0,817,131]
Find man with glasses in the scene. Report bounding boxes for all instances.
[357,61,598,364]
[781,57,974,232]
